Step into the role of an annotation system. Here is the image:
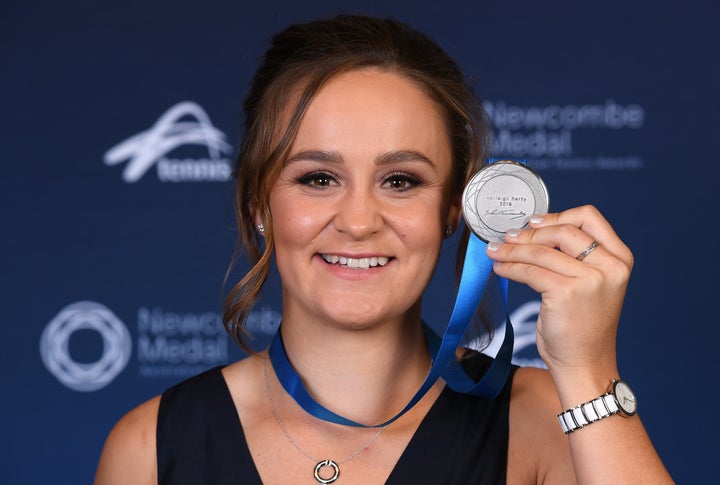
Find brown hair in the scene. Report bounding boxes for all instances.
[223,14,491,350]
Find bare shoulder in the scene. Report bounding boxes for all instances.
[94,395,161,485]
[221,353,267,412]
[508,367,576,485]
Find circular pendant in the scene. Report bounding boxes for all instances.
[462,160,549,242]
[314,459,340,484]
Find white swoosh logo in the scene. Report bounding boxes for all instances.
[482,300,541,358]
[104,101,232,182]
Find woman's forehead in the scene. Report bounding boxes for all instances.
[287,69,451,159]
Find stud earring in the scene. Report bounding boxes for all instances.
[445,225,453,237]
[257,223,265,233]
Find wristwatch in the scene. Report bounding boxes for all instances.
[557,379,637,434]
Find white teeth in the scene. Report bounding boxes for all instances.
[321,254,390,269]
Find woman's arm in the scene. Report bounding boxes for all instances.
[94,396,160,485]
[490,205,673,484]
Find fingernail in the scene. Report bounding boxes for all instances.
[487,241,501,252]
[529,214,544,224]
[505,228,521,239]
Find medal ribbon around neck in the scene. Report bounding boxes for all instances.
[268,235,513,428]
[267,159,543,428]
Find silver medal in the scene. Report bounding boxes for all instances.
[462,160,549,243]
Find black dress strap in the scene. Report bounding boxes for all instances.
[387,353,517,484]
[156,366,262,484]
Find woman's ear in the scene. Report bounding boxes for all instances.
[250,206,266,236]
[445,195,463,238]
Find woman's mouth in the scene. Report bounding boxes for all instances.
[320,254,391,269]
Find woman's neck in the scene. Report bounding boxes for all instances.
[276,309,431,425]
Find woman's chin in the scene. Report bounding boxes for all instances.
[315,305,393,330]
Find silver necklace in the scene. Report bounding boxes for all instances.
[263,359,385,484]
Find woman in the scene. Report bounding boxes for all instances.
[95,15,673,484]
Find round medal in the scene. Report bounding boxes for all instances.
[462,160,549,242]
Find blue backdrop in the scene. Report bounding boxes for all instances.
[2,1,717,483]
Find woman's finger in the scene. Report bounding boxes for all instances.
[503,223,610,270]
[528,205,633,268]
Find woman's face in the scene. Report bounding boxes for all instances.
[268,68,459,328]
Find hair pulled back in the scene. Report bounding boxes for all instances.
[223,14,491,350]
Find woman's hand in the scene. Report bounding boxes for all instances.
[486,205,634,380]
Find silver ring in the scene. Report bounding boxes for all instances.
[576,240,599,261]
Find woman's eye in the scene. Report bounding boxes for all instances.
[297,171,337,188]
[385,173,421,191]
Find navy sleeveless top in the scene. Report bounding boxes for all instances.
[157,352,518,484]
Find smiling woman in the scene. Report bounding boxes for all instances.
[95,14,673,485]
[269,69,457,331]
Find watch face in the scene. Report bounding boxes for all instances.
[613,380,637,415]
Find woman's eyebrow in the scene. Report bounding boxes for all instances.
[284,149,436,167]
[376,150,436,168]
[284,150,343,165]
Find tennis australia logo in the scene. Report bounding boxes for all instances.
[104,101,233,183]
[40,301,132,392]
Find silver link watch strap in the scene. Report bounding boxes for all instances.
[557,392,619,434]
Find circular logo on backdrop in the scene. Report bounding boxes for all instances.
[40,301,132,392]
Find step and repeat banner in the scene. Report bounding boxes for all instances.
[2,1,716,483]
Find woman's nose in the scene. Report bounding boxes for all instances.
[332,188,384,239]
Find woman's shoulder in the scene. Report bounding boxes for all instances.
[94,361,252,484]
[94,395,161,485]
[507,366,576,484]
[510,366,563,434]
[511,365,558,405]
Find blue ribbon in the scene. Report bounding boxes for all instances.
[268,233,514,428]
